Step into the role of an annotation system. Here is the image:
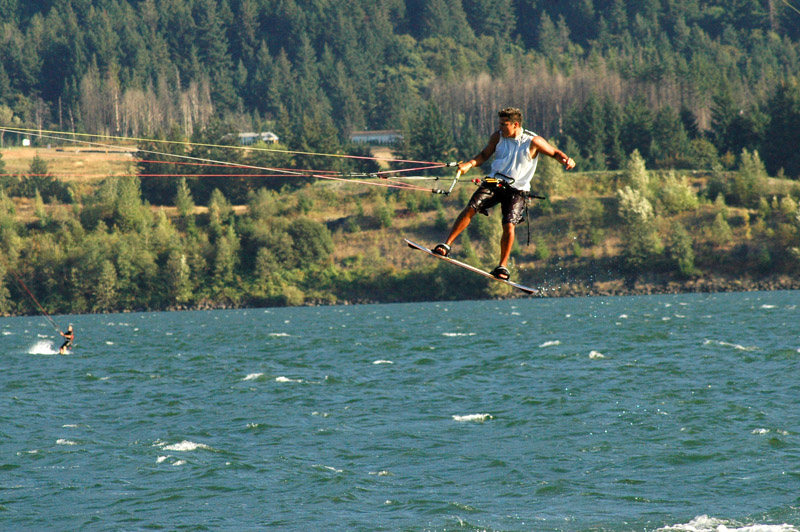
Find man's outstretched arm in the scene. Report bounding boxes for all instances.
[457,131,501,173]
[531,136,576,170]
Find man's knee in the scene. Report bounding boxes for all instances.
[461,206,478,221]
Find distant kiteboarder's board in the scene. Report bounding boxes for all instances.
[404,238,539,295]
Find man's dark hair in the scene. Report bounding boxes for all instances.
[498,107,522,124]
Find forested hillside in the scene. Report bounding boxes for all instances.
[1,0,800,316]
[1,0,800,178]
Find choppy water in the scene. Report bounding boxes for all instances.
[2,291,800,531]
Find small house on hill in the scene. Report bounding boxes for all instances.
[239,132,279,145]
[349,130,402,145]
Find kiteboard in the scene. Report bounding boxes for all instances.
[404,238,539,295]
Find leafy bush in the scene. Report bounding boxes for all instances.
[288,218,334,265]
[622,150,649,193]
[668,222,697,277]
[657,172,699,215]
[616,185,663,268]
[374,202,394,228]
[730,149,767,207]
[710,212,733,246]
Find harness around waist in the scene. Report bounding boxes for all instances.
[482,173,516,190]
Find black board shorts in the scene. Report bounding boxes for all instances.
[468,185,527,225]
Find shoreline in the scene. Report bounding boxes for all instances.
[3,275,797,318]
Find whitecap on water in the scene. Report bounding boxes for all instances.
[589,350,606,359]
[538,340,561,348]
[442,332,476,337]
[242,373,264,381]
[28,341,58,355]
[157,440,212,452]
[275,376,303,383]
[452,413,492,422]
[313,464,343,473]
[657,515,798,532]
[56,439,78,446]
[372,360,393,365]
[704,339,758,351]
[269,333,290,337]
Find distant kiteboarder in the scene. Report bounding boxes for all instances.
[59,325,74,354]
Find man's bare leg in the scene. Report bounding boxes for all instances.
[434,206,478,255]
[492,222,515,279]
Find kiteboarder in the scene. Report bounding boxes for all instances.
[59,325,74,354]
[432,107,576,280]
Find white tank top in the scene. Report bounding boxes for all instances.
[489,129,539,192]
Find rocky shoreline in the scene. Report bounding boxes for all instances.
[4,275,797,318]
[550,274,800,298]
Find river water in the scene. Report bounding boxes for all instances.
[2,291,799,531]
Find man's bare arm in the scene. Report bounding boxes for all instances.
[531,136,576,170]
[457,131,501,173]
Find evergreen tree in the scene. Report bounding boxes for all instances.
[137,126,190,206]
[603,97,625,170]
[0,0,18,20]
[462,0,515,40]
[679,105,700,139]
[762,78,800,178]
[212,223,239,287]
[175,177,196,231]
[419,0,473,41]
[651,105,690,167]
[404,102,456,170]
[608,0,629,34]
[0,63,11,104]
[710,86,739,156]
[264,0,307,58]
[207,187,234,241]
[537,12,559,57]
[194,0,237,110]
[562,0,597,45]
[231,0,259,66]
[621,97,654,163]
[566,94,606,170]
[247,41,273,114]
